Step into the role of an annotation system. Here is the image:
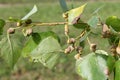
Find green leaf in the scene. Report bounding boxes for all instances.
[76,53,107,80]
[30,37,62,69]
[0,34,25,68]
[22,31,60,57]
[109,26,118,34]
[59,0,68,12]
[108,34,119,45]
[67,4,86,25]
[95,50,115,73]
[22,5,38,20]
[115,60,120,80]
[107,55,115,72]
[22,33,41,57]
[79,41,85,48]
[106,16,120,32]
[76,50,115,80]
[0,19,5,35]
[87,16,99,28]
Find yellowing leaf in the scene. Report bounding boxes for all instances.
[67,3,87,25]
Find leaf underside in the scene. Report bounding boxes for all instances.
[0,34,25,68]
[30,37,62,69]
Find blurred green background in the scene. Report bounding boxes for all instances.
[0,0,120,80]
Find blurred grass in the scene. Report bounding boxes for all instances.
[0,1,120,80]
[0,0,120,4]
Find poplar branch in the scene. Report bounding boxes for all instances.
[32,22,68,26]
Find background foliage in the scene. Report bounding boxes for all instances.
[0,0,120,80]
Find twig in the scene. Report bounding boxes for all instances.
[75,29,86,40]
[32,22,67,26]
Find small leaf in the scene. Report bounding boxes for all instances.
[76,50,115,80]
[87,16,99,28]
[30,37,62,69]
[0,19,5,35]
[106,16,120,32]
[0,34,25,68]
[67,4,86,25]
[115,60,120,80]
[22,5,38,20]
[59,0,68,12]
[22,31,60,57]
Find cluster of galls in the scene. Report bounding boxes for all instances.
[74,46,83,60]
[64,37,98,60]
[7,19,33,36]
[64,38,84,60]
[101,24,120,56]
[110,44,120,56]
[110,45,117,56]
[64,38,76,54]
